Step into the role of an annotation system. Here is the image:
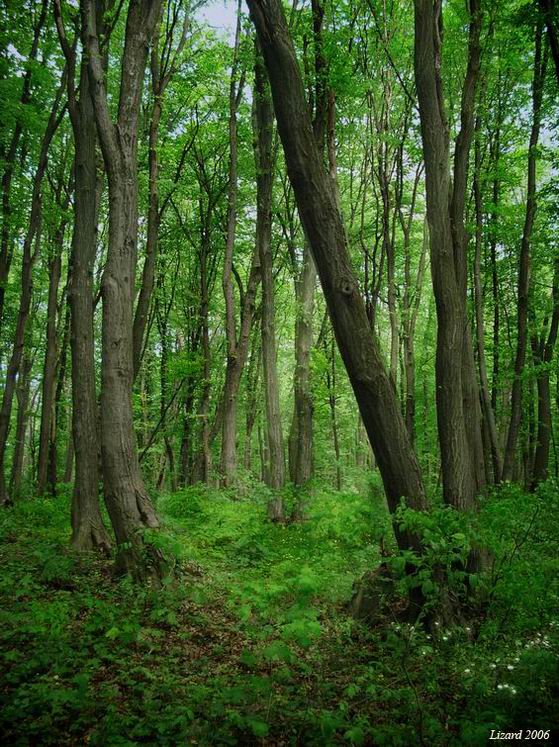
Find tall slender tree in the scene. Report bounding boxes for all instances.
[81,0,165,577]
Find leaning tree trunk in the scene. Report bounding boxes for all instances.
[246,0,427,566]
[538,0,559,86]
[82,0,164,578]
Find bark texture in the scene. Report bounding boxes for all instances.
[502,22,546,481]
[54,0,111,551]
[0,84,65,506]
[246,0,427,562]
[82,0,164,577]
[254,48,285,517]
[414,0,483,509]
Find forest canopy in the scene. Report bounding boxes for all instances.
[0,0,558,744]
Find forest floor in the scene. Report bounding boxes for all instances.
[1,479,558,746]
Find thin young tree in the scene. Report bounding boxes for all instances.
[254,45,286,518]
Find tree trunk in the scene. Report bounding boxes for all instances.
[414,0,482,509]
[325,335,342,491]
[132,4,190,379]
[0,0,49,327]
[220,2,244,486]
[54,2,112,550]
[289,244,316,488]
[450,0,486,497]
[82,0,164,577]
[538,0,559,86]
[244,330,261,472]
[9,352,33,497]
[399,168,425,444]
[473,115,502,483]
[254,47,285,518]
[49,304,71,496]
[531,257,559,488]
[247,0,427,565]
[0,83,64,506]
[37,245,63,496]
[502,22,546,480]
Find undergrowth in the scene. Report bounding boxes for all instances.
[1,478,558,745]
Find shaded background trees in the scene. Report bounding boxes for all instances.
[0,0,557,573]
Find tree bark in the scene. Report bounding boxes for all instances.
[49,303,71,496]
[246,0,427,564]
[54,0,112,551]
[414,0,482,509]
[254,47,285,517]
[0,0,49,327]
[289,244,316,488]
[220,1,249,486]
[37,232,64,496]
[530,257,559,488]
[538,0,559,86]
[244,328,261,472]
[9,352,33,497]
[0,82,65,506]
[399,165,424,444]
[473,114,502,483]
[82,0,164,577]
[502,21,546,480]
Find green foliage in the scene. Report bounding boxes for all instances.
[2,481,558,744]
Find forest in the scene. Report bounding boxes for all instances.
[0,0,558,743]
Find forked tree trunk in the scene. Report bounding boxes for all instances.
[82,0,164,577]
[414,0,482,510]
[54,0,112,551]
[246,0,427,565]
